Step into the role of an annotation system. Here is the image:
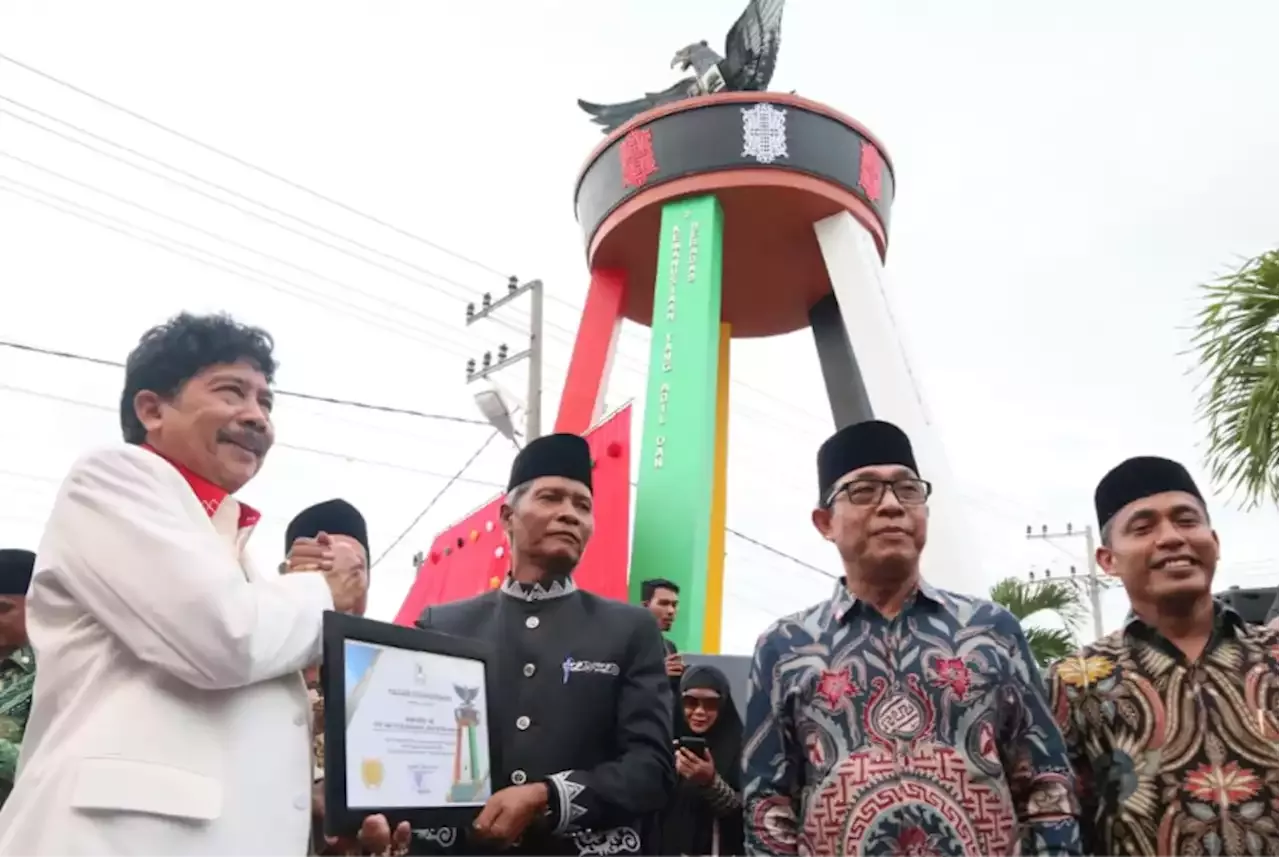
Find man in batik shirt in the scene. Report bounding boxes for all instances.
[0,550,35,809]
[1047,456,1279,856]
[281,499,387,856]
[742,420,1080,856]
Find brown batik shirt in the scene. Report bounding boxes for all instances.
[1047,604,1279,856]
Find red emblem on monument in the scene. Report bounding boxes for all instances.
[858,141,883,203]
[619,129,658,188]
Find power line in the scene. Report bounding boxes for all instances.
[0,375,833,579]
[0,174,488,354]
[0,339,488,426]
[0,84,846,573]
[0,51,515,282]
[372,431,502,568]
[0,181,459,350]
[0,100,531,341]
[0,118,827,437]
[0,468,58,486]
[0,383,502,487]
[0,72,838,434]
[0,152,490,354]
[725,527,837,579]
[0,97,492,300]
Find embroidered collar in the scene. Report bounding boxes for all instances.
[831,576,953,623]
[141,444,261,530]
[500,574,578,602]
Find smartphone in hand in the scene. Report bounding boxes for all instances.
[677,736,707,755]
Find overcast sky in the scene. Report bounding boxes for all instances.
[0,0,1276,655]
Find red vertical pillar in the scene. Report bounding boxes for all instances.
[555,268,626,435]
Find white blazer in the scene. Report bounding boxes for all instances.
[0,444,334,856]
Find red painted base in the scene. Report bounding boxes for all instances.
[554,268,625,434]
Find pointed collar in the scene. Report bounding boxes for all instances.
[830,576,952,623]
[1124,598,1246,636]
[141,444,261,530]
[500,574,578,602]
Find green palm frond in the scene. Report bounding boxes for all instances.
[1189,249,1279,509]
[1023,627,1077,669]
[989,576,1089,669]
[988,577,1088,627]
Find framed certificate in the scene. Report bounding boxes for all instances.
[322,611,502,836]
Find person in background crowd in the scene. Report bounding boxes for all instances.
[0,312,378,856]
[742,419,1080,857]
[281,498,380,857]
[1046,456,1279,856]
[1267,593,1278,630]
[361,433,674,855]
[0,549,36,809]
[661,664,744,857]
[641,578,684,686]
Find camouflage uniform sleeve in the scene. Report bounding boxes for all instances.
[0,659,35,787]
[0,738,19,785]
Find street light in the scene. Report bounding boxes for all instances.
[473,382,525,444]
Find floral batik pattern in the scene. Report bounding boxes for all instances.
[742,580,1081,856]
[1047,605,1279,856]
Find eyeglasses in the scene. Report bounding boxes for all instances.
[682,695,721,713]
[827,478,932,508]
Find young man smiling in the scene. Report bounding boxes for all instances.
[1047,456,1279,856]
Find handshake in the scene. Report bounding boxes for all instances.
[284,531,368,615]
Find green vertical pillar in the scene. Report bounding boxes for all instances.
[629,195,724,654]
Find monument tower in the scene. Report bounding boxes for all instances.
[557,1,973,654]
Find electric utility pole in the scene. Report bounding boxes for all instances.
[464,276,545,441]
[1025,522,1111,641]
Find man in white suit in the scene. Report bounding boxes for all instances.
[0,312,403,855]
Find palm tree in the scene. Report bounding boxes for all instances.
[988,577,1087,669]
[1189,249,1279,508]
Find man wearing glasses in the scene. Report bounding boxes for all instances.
[741,420,1080,856]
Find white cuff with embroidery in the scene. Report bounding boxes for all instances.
[546,770,587,834]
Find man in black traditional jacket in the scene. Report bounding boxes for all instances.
[362,433,676,856]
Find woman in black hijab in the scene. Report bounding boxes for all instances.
[660,664,745,856]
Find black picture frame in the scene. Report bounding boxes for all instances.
[321,611,502,837]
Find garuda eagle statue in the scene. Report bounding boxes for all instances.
[577,0,786,134]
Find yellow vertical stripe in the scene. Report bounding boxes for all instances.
[701,323,731,654]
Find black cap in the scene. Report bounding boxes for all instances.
[816,420,918,504]
[508,433,593,493]
[1094,456,1204,529]
[286,499,370,563]
[0,549,35,597]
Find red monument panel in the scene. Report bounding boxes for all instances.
[393,405,632,625]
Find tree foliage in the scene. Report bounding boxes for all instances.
[1189,249,1279,508]
[988,577,1087,668]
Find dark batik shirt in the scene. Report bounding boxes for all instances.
[743,580,1080,856]
[1047,603,1279,856]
